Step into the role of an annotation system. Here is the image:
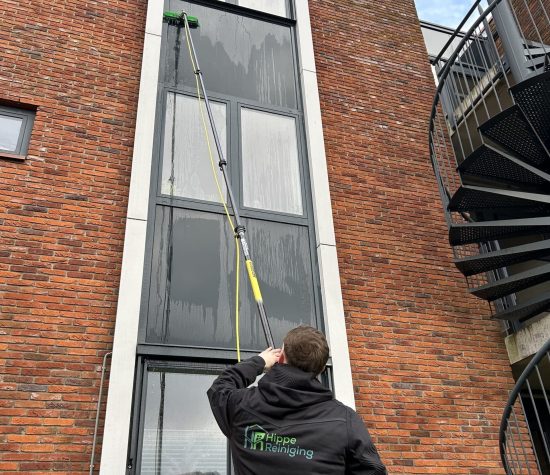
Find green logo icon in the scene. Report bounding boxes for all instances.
[251,431,266,450]
[244,425,267,450]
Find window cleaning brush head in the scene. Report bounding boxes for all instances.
[163,11,199,28]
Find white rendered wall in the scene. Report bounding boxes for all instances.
[294,0,355,408]
[99,0,163,472]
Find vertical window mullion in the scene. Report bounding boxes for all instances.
[230,98,241,212]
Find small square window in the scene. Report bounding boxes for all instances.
[0,106,35,158]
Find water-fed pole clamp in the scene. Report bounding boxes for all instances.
[235,225,246,237]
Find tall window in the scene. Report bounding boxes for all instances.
[131,1,322,471]
[142,0,320,350]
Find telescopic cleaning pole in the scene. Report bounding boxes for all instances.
[163,11,275,349]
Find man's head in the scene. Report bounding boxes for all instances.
[282,325,329,375]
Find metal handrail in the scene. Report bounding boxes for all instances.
[429,0,550,209]
[432,0,485,65]
[428,0,502,144]
[499,338,550,474]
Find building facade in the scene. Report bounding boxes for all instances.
[0,0,535,474]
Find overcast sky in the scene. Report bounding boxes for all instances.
[414,0,480,28]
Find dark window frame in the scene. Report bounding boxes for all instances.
[137,0,323,355]
[131,359,231,475]
[127,357,334,474]
[0,105,35,159]
[157,89,233,210]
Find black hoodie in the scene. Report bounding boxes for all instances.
[207,356,387,475]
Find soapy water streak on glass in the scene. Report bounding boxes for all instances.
[161,93,227,202]
[167,0,296,109]
[146,207,316,349]
[241,108,303,215]
[140,370,227,474]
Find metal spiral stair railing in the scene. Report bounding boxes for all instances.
[500,337,550,474]
[429,0,550,323]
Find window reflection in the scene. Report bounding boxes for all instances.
[146,208,317,349]
[165,0,296,108]
[238,0,287,17]
[140,369,227,475]
[161,93,227,202]
[241,108,303,215]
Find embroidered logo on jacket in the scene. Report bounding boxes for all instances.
[244,424,314,460]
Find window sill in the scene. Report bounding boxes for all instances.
[0,152,26,161]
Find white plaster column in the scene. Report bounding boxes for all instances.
[295,0,355,409]
[99,1,163,472]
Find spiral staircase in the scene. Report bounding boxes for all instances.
[429,0,550,326]
[449,70,550,321]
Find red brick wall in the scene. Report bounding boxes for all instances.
[310,1,514,473]
[0,0,520,473]
[0,0,146,472]
[510,0,550,46]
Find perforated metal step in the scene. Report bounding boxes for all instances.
[454,239,550,276]
[511,70,550,150]
[493,294,550,321]
[448,186,550,221]
[479,105,550,170]
[449,185,550,213]
[458,144,550,189]
[470,263,550,301]
[449,217,550,246]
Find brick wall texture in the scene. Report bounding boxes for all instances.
[0,0,518,473]
[0,0,146,473]
[310,1,514,474]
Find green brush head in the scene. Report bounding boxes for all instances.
[163,11,199,28]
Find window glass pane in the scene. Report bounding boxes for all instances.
[241,218,317,343]
[0,115,23,152]
[238,0,287,17]
[241,109,303,215]
[140,369,227,474]
[146,207,316,349]
[161,93,227,202]
[165,0,296,108]
[147,207,235,347]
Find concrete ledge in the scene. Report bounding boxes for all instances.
[505,312,550,364]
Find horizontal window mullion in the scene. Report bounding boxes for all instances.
[184,0,295,25]
[154,199,311,227]
[162,84,303,117]
[137,343,258,362]
[239,208,310,226]
[155,196,230,214]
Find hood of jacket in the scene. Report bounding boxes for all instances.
[257,363,333,410]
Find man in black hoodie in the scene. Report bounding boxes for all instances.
[207,325,387,474]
